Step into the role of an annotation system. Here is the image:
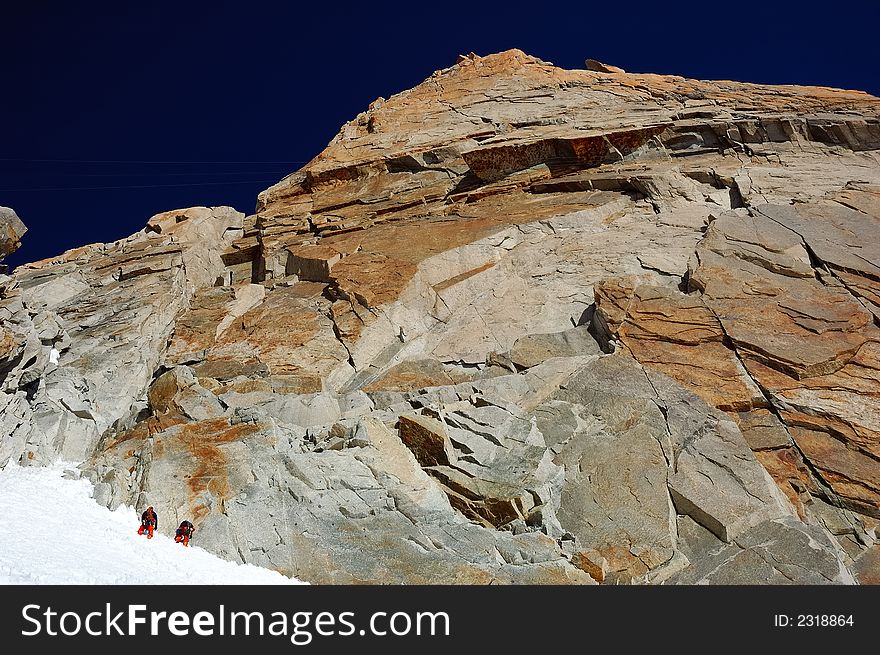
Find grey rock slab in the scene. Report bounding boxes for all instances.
[647,367,794,542]
[507,326,601,370]
[548,356,678,579]
[669,517,856,584]
[756,201,880,279]
[261,392,342,428]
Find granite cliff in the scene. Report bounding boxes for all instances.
[2,50,879,584]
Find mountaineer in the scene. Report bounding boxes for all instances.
[137,506,158,539]
[174,520,195,547]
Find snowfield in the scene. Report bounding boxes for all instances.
[0,462,305,585]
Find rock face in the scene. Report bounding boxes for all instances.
[1,206,245,465]
[2,50,879,584]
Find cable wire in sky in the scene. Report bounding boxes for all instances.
[0,158,310,164]
[17,170,289,178]
[0,179,280,192]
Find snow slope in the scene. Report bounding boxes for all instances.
[0,462,305,584]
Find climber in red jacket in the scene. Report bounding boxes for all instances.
[137,506,158,539]
[174,520,195,547]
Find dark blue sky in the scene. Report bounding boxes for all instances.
[2,1,878,269]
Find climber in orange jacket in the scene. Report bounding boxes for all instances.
[137,506,158,539]
[174,520,195,547]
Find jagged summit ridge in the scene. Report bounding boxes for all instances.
[1,51,879,585]
[290,48,877,173]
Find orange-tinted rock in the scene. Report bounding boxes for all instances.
[205,283,349,388]
[174,418,266,517]
[0,326,20,362]
[692,211,875,379]
[594,279,765,411]
[329,252,418,310]
[571,549,609,583]
[256,49,880,287]
[165,287,237,365]
[685,206,880,516]
[363,359,459,392]
[286,244,342,282]
[743,345,880,461]
[397,415,456,467]
[584,59,626,74]
[147,369,183,414]
[753,447,816,520]
[756,192,880,320]
[733,409,792,451]
[790,427,880,518]
[592,231,880,519]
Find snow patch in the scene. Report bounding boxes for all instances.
[0,462,305,585]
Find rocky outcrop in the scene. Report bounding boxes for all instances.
[3,50,879,584]
[0,207,27,268]
[593,195,880,527]
[1,207,245,464]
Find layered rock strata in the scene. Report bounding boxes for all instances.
[2,50,879,584]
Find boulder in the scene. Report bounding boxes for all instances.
[585,59,626,74]
[0,207,27,262]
